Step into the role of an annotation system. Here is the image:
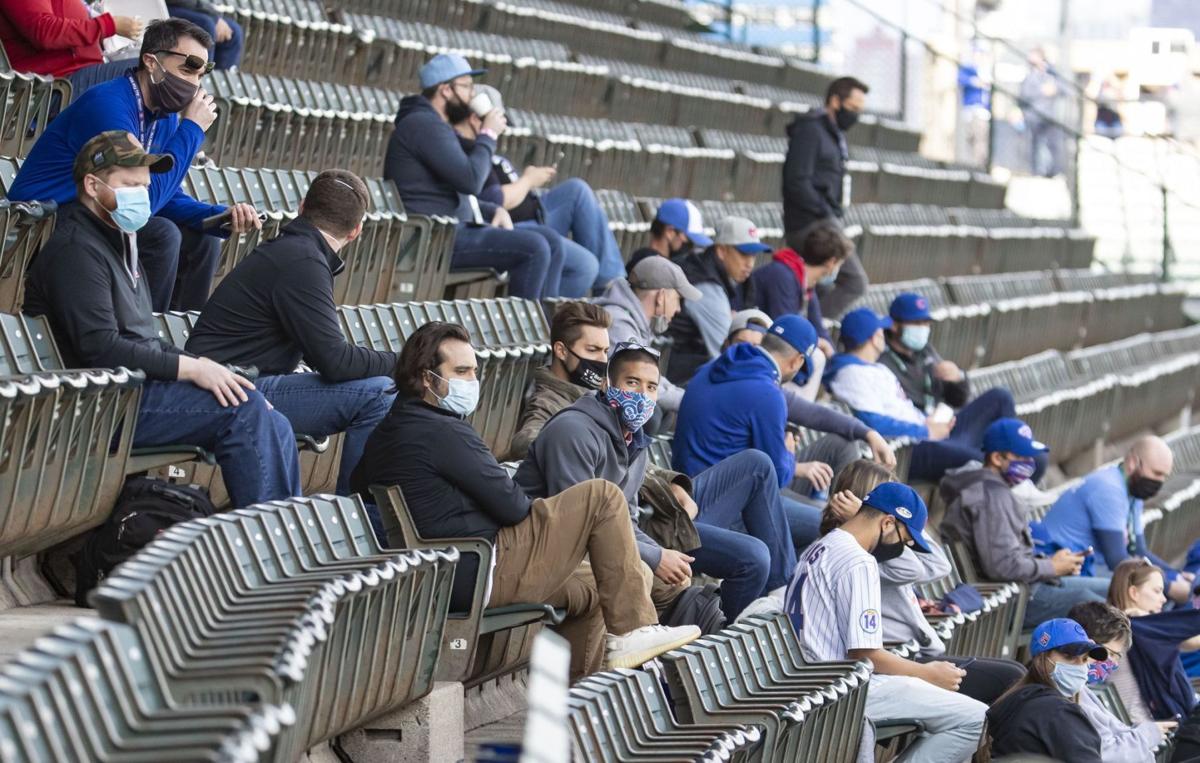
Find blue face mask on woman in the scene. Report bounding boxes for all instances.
[97,178,152,234]
[605,386,656,432]
[1051,661,1089,697]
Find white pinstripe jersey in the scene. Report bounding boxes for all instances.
[785,528,883,663]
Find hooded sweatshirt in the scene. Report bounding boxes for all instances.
[986,684,1103,763]
[515,392,663,568]
[594,278,684,412]
[383,94,497,218]
[672,343,793,488]
[824,353,929,439]
[1077,687,1161,762]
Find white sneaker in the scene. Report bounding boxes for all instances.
[605,624,700,669]
[1012,479,1056,507]
[735,589,786,622]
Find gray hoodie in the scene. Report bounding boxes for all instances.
[515,391,663,568]
[1078,688,1161,763]
[879,542,954,656]
[594,279,685,413]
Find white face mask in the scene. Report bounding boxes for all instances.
[900,325,931,352]
[431,372,480,416]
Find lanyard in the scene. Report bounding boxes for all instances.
[128,74,158,150]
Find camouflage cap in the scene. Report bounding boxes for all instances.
[73,130,173,184]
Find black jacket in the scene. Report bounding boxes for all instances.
[350,396,531,610]
[878,342,970,413]
[987,684,1103,763]
[666,247,753,384]
[23,202,184,379]
[384,94,497,218]
[186,217,396,381]
[782,111,847,233]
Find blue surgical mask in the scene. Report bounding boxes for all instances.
[97,179,152,234]
[818,267,839,287]
[605,386,656,432]
[900,325,931,352]
[431,372,480,416]
[1051,661,1089,697]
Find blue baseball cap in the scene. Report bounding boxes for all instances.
[889,292,932,322]
[982,418,1049,457]
[862,482,932,553]
[839,307,893,349]
[419,53,487,89]
[655,199,712,247]
[1030,618,1108,659]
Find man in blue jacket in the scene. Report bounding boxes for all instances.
[383,53,559,299]
[9,18,261,311]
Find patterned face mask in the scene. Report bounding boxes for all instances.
[1088,658,1119,685]
[1003,457,1036,486]
[605,386,656,432]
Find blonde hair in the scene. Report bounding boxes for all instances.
[1107,557,1163,611]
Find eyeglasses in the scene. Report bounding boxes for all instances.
[153,50,215,75]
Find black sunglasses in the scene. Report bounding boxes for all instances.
[153,50,215,75]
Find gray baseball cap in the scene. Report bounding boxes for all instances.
[629,255,702,301]
[715,216,771,254]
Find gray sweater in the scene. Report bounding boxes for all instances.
[880,542,953,656]
[515,392,663,568]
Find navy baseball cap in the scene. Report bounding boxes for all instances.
[982,418,1049,457]
[655,199,712,247]
[862,482,932,553]
[1030,618,1108,659]
[889,292,932,322]
[419,53,487,89]
[839,308,893,349]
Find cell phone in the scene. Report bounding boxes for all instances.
[1083,546,1094,556]
[958,657,977,669]
[930,402,954,424]
[785,422,802,437]
[551,150,565,169]
[201,209,267,232]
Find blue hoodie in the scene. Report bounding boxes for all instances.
[672,343,793,488]
[8,70,221,229]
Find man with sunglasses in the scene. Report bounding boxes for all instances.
[9,18,261,312]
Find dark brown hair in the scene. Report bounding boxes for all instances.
[994,652,1055,706]
[798,221,854,267]
[394,322,471,398]
[1068,601,1132,650]
[820,459,896,536]
[825,76,870,105]
[302,169,369,238]
[139,18,212,69]
[550,301,611,349]
[1107,557,1163,611]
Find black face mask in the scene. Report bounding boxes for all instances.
[871,523,907,563]
[835,107,859,131]
[444,93,473,126]
[1129,474,1164,500]
[566,348,607,390]
[148,57,199,113]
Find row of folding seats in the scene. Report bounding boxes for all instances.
[1144,426,1200,564]
[0,494,456,762]
[0,44,70,160]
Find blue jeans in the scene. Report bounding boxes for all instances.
[167,7,245,70]
[253,374,395,495]
[453,223,551,299]
[909,388,1048,482]
[780,495,823,552]
[132,380,302,508]
[136,217,222,311]
[1023,575,1111,628]
[515,221,598,297]
[537,178,625,292]
[689,450,798,618]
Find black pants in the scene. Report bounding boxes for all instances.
[137,217,222,311]
[1170,706,1200,763]
[919,654,1026,705]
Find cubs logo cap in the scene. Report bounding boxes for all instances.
[982,418,1049,457]
[861,482,932,553]
[889,292,932,322]
[1030,618,1108,660]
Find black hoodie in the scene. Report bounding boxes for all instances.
[987,683,1103,763]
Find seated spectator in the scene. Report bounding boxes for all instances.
[595,255,699,414]
[722,308,772,351]
[166,2,243,71]
[878,292,971,414]
[786,481,986,762]
[825,307,1044,486]
[673,315,863,549]
[186,170,395,495]
[10,18,259,312]
[1035,437,1191,601]
[349,321,699,679]
[626,198,712,272]
[384,54,559,299]
[0,0,142,80]
[1069,601,1173,762]
[666,216,765,384]
[751,219,848,355]
[987,618,1112,762]
[469,85,624,293]
[446,88,594,297]
[23,131,301,507]
[940,418,1109,627]
[516,341,799,620]
[821,459,1026,705]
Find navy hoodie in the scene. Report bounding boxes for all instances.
[672,343,793,488]
[1128,608,1200,720]
[383,94,497,218]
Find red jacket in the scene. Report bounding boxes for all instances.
[0,0,115,77]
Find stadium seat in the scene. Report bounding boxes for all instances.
[0,43,70,160]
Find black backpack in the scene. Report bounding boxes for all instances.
[73,477,216,606]
[660,583,726,635]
